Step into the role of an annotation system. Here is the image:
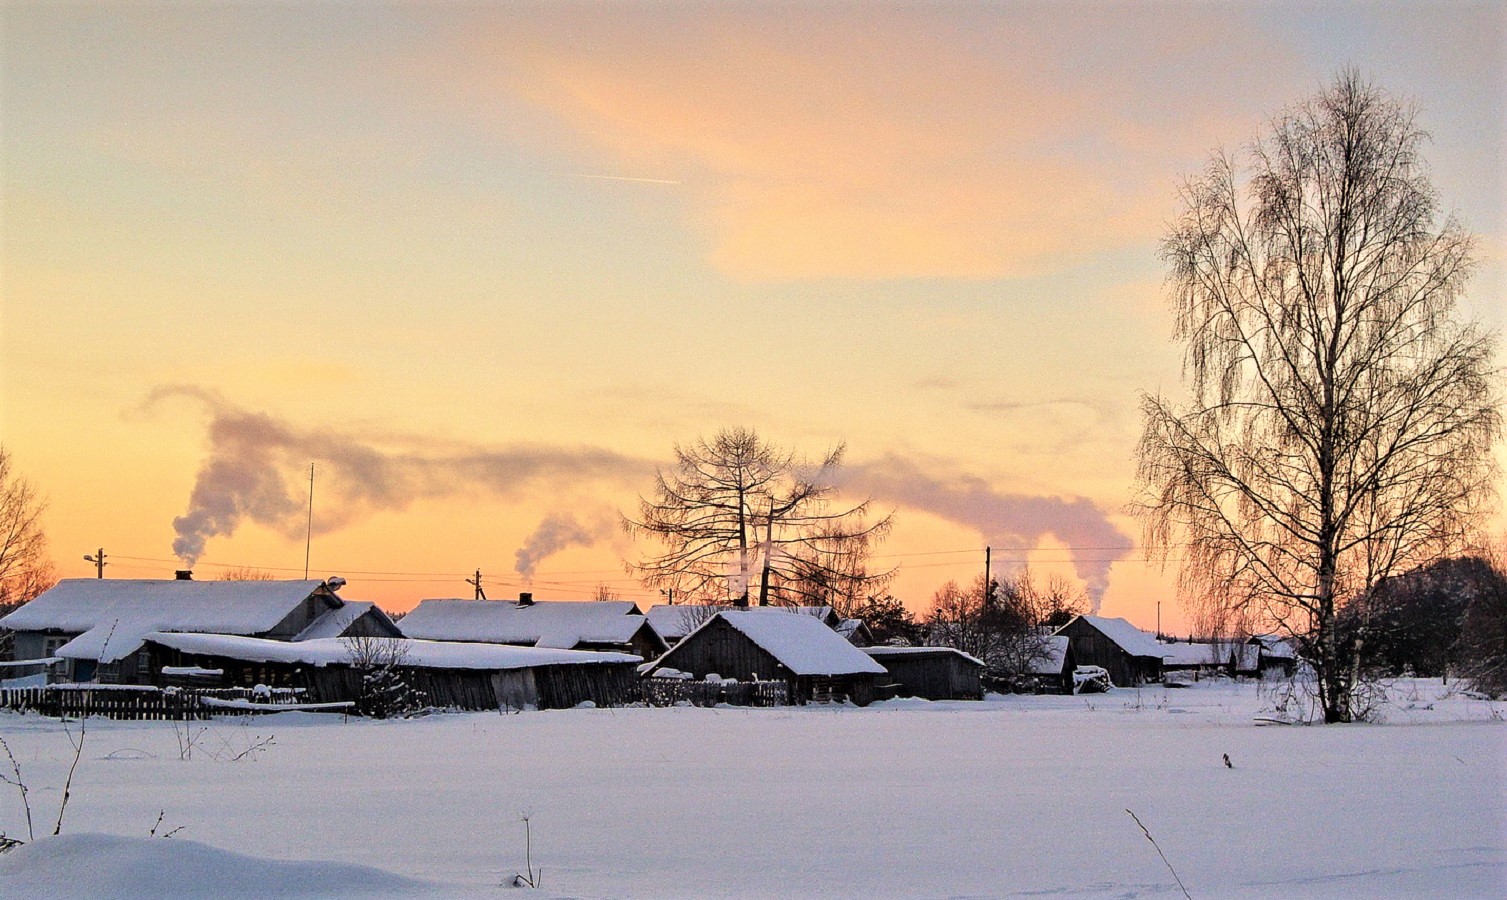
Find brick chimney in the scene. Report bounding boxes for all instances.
[174,569,193,580]
[518,591,534,606]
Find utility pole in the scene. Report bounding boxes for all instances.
[83,548,108,578]
[983,546,992,604]
[303,464,315,580]
[1157,600,1162,639]
[466,569,487,601]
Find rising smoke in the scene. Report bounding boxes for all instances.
[847,454,1133,610]
[513,512,616,582]
[151,390,1132,605]
[147,386,651,566]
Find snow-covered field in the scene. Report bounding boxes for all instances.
[1,680,1503,898]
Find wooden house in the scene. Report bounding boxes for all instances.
[1053,615,1163,686]
[399,595,667,661]
[0,575,357,685]
[862,646,983,700]
[145,632,642,711]
[642,610,887,705]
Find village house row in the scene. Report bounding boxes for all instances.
[0,573,1298,712]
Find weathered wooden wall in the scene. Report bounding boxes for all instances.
[1057,620,1160,686]
[876,654,983,700]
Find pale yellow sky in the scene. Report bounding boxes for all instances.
[3,2,1503,631]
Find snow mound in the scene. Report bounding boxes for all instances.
[0,833,434,898]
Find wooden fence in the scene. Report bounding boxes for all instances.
[0,685,324,721]
[639,677,791,708]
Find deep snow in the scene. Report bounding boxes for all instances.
[1,680,1502,898]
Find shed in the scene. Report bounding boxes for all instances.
[0,577,345,685]
[862,646,983,700]
[1053,615,1163,686]
[145,633,642,711]
[642,611,887,705]
[399,597,667,660]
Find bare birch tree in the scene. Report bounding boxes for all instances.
[0,448,55,612]
[1136,71,1501,722]
[625,428,892,607]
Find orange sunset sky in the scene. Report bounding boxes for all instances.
[3,2,1503,633]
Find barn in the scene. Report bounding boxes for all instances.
[399,595,667,660]
[1054,615,1163,686]
[642,610,887,705]
[862,646,983,700]
[145,632,642,711]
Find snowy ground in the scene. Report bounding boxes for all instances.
[1,680,1503,898]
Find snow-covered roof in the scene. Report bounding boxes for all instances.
[294,601,394,641]
[1061,615,1164,658]
[1249,635,1298,659]
[398,599,648,649]
[146,632,641,671]
[676,610,887,676]
[862,645,984,667]
[3,578,333,663]
[1027,636,1071,676]
[836,619,868,639]
[1158,641,1259,669]
[646,604,726,641]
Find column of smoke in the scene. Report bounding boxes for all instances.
[847,455,1133,611]
[152,387,649,567]
[513,512,617,584]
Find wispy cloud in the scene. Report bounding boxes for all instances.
[431,5,1300,280]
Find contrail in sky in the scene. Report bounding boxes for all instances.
[566,173,682,185]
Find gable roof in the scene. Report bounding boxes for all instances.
[146,632,641,671]
[1059,615,1164,658]
[398,599,649,649]
[1,578,333,663]
[1027,636,1072,675]
[1158,640,1259,669]
[1248,634,1298,659]
[645,604,727,642]
[862,645,984,667]
[673,610,887,677]
[294,602,398,641]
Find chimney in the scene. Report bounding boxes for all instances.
[518,591,534,606]
[175,569,193,580]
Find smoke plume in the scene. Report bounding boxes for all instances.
[847,454,1133,610]
[513,512,615,582]
[148,386,651,567]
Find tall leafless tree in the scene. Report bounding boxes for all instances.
[990,570,1088,680]
[1136,71,1501,722]
[925,575,998,663]
[625,428,892,607]
[0,448,55,612]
